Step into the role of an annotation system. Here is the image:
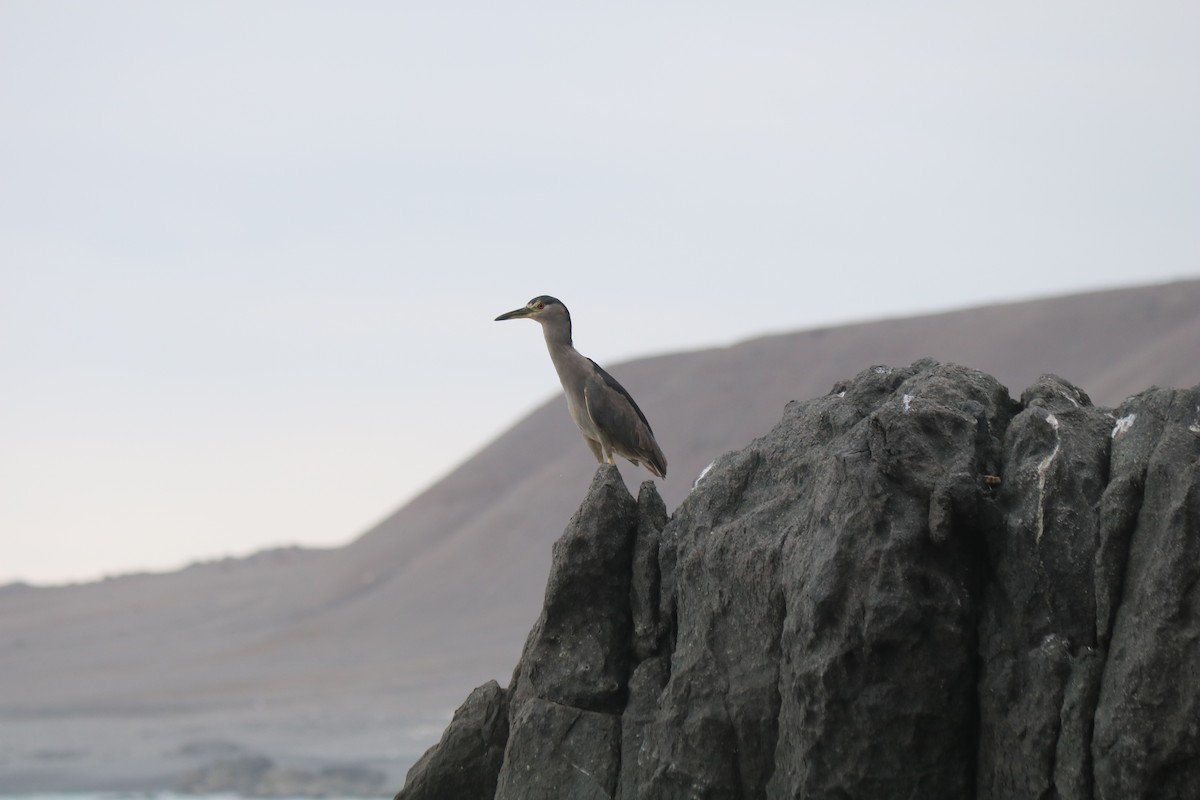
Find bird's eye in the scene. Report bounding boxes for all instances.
[536,302,545,310]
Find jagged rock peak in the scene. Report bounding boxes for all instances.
[397,360,1200,800]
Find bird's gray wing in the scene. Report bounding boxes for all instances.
[586,359,656,435]
[583,362,667,476]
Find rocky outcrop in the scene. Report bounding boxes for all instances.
[392,682,508,800]
[395,360,1200,800]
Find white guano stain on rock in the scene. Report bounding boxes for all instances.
[1036,412,1061,544]
[1112,414,1137,439]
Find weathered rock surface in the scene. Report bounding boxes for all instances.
[393,681,508,800]
[395,360,1200,800]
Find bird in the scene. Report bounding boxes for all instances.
[495,295,667,478]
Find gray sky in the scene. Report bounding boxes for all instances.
[2,1,1197,584]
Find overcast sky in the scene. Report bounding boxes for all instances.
[2,1,1197,585]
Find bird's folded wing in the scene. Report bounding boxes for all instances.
[584,373,655,456]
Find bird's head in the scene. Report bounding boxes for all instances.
[495,295,571,329]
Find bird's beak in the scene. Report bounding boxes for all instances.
[495,306,535,321]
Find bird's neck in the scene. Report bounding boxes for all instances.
[542,325,583,382]
[541,323,573,351]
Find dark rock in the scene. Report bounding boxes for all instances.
[511,465,639,713]
[395,681,508,800]
[394,361,1200,800]
[761,362,1007,798]
[1092,386,1200,799]
[616,655,669,800]
[496,466,641,799]
[630,482,670,661]
[496,697,621,800]
[976,374,1113,799]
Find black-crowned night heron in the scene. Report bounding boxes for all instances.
[495,296,667,478]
